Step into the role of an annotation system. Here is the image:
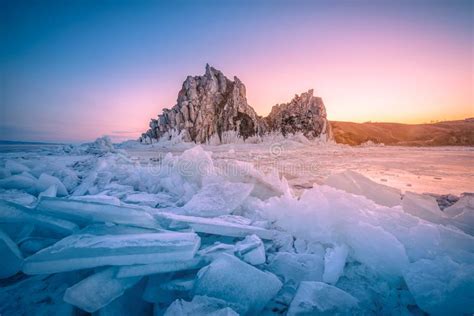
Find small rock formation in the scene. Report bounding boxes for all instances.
[141,64,265,143]
[265,89,332,140]
[141,65,332,143]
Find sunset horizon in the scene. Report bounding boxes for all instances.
[2,0,473,142]
[0,1,473,315]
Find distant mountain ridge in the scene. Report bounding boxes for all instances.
[331,119,474,146]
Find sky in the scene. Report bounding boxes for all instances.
[1,0,473,142]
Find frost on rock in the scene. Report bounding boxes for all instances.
[287,281,358,315]
[194,253,282,314]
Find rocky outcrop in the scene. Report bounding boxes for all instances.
[265,89,331,140]
[141,64,266,143]
[141,66,331,143]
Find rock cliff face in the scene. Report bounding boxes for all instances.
[141,64,265,143]
[265,89,331,140]
[141,66,331,143]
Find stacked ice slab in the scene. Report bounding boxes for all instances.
[0,143,473,316]
[0,196,285,315]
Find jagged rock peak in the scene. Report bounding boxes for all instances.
[140,65,332,144]
[141,65,266,144]
[266,89,332,140]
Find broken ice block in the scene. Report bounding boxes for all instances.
[18,237,57,256]
[234,234,266,265]
[117,257,205,278]
[23,232,200,274]
[0,229,23,278]
[124,192,173,207]
[267,252,324,285]
[38,185,57,199]
[63,267,142,313]
[36,173,68,196]
[402,191,446,224]
[94,278,152,316]
[287,281,358,315]
[0,272,84,315]
[142,274,175,304]
[0,174,37,194]
[0,199,78,236]
[36,197,159,228]
[160,275,195,292]
[5,160,30,174]
[0,189,36,206]
[155,212,277,239]
[194,253,282,314]
[70,194,121,206]
[404,256,474,315]
[183,181,253,217]
[325,170,401,207]
[164,296,239,316]
[444,194,474,235]
[72,171,97,196]
[323,244,349,284]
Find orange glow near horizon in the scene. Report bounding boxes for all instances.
[2,1,472,142]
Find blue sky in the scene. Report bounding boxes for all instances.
[1,0,472,142]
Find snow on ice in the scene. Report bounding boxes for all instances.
[0,138,473,315]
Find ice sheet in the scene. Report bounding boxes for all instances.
[0,229,23,278]
[194,253,282,314]
[287,281,358,315]
[36,197,159,228]
[0,199,78,236]
[325,170,401,207]
[164,296,239,316]
[183,181,253,217]
[63,267,141,313]
[323,244,349,284]
[23,232,200,274]
[37,173,68,196]
[154,212,277,240]
[267,252,324,285]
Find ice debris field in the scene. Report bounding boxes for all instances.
[0,136,473,315]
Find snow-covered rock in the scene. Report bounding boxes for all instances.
[266,89,332,140]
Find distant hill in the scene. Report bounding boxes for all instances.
[330,119,474,146]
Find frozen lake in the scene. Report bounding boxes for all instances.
[0,139,473,315]
[127,143,474,196]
